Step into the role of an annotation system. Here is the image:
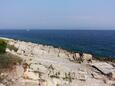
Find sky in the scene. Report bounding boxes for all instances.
[0,0,115,29]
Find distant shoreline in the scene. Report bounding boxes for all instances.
[0,29,115,31]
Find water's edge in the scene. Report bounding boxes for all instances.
[1,37,115,62]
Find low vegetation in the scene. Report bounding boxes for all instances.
[0,39,7,54]
[0,53,22,69]
[62,72,74,83]
[0,39,22,69]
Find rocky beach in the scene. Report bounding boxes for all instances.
[0,37,115,86]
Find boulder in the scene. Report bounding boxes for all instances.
[69,53,81,61]
[75,53,81,61]
[112,72,115,80]
[82,53,92,62]
[92,62,115,75]
[0,83,5,86]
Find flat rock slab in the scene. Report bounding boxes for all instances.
[91,62,115,74]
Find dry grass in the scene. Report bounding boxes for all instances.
[0,53,22,69]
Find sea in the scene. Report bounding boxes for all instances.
[0,29,115,58]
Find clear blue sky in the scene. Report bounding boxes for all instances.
[0,0,115,29]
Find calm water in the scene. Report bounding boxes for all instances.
[0,30,115,58]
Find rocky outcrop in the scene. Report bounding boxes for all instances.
[0,38,114,86]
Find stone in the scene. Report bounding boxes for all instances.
[112,72,115,80]
[0,83,5,86]
[77,71,87,81]
[23,69,39,80]
[32,47,39,56]
[75,53,80,58]
[1,37,115,86]
[74,53,81,61]
[6,48,10,52]
[92,62,115,75]
[82,53,92,62]
[106,80,115,86]
[91,72,103,79]
[30,64,39,71]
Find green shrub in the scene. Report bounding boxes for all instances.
[0,39,7,54]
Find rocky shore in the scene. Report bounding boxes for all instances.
[0,37,115,86]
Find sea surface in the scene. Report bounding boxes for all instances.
[0,30,115,58]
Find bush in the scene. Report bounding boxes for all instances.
[0,39,7,54]
[0,53,22,69]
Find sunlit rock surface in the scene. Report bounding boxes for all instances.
[0,38,115,86]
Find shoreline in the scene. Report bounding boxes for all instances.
[0,37,115,62]
[0,30,115,58]
[0,37,115,86]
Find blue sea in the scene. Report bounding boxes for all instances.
[0,30,115,58]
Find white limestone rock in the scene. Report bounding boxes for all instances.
[112,72,115,80]
[92,62,115,75]
[0,84,5,86]
[77,71,87,81]
[82,53,92,62]
[1,38,115,86]
[23,69,39,80]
